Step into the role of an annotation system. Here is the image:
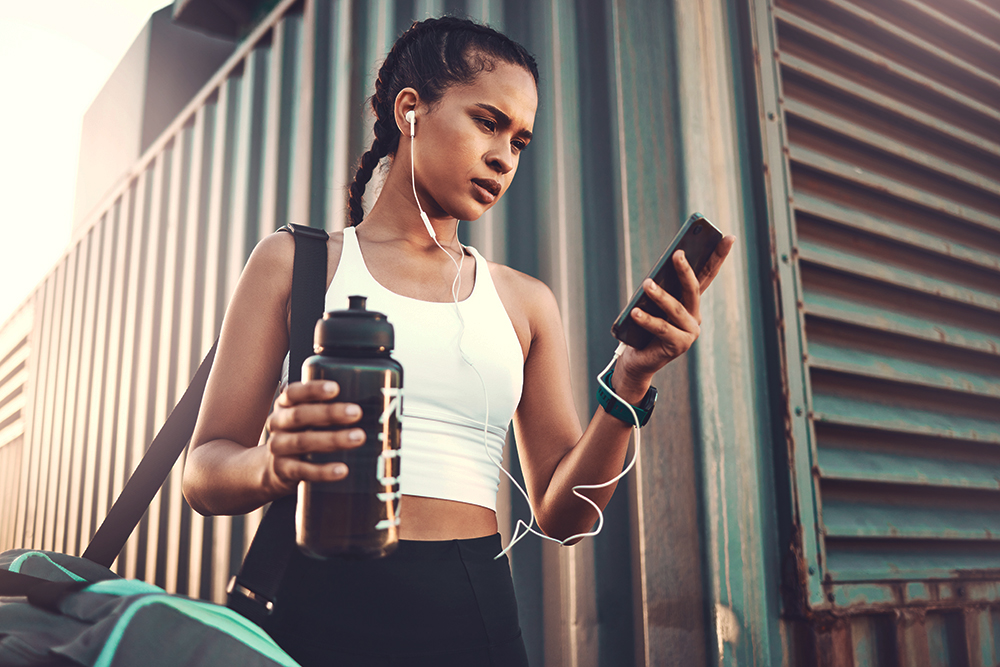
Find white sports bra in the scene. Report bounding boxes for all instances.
[324,227,524,511]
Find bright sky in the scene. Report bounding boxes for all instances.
[0,0,171,325]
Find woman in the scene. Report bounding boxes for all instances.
[182,16,734,666]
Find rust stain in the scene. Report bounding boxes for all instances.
[927,582,940,601]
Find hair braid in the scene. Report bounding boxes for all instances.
[347,22,427,226]
[346,16,538,226]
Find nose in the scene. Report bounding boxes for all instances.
[486,141,515,175]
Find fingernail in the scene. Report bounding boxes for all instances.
[632,308,643,318]
[345,404,361,418]
[332,463,347,476]
[324,381,338,395]
[349,429,365,443]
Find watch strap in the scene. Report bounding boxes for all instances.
[596,366,657,427]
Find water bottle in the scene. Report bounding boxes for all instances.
[296,295,403,558]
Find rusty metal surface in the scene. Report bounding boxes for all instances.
[755,0,1000,662]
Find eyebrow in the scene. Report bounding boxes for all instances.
[474,103,533,141]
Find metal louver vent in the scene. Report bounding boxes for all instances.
[770,0,1000,604]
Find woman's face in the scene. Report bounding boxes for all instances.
[411,61,538,222]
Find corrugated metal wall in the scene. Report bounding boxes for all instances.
[1,1,778,664]
[0,303,31,554]
[752,0,1000,663]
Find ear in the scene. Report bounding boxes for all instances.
[393,88,420,136]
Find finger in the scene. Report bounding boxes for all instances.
[277,380,341,408]
[267,401,362,432]
[273,457,350,484]
[698,235,736,293]
[672,250,701,323]
[630,305,700,348]
[639,279,700,333]
[269,427,366,457]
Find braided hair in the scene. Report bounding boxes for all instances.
[347,17,539,227]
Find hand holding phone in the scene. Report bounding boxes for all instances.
[611,213,725,350]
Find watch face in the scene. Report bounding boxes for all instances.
[641,387,658,409]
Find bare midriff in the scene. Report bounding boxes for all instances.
[397,495,498,540]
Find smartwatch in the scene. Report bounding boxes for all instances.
[596,365,657,427]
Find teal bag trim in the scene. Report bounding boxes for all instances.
[85,579,163,596]
[92,594,298,667]
[8,552,87,582]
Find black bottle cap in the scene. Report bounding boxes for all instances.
[314,295,394,353]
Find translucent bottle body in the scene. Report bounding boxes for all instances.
[297,352,403,558]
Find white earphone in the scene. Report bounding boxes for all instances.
[405,109,437,240]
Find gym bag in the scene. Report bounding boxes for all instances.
[0,551,298,667]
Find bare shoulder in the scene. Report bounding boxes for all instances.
[489,261,556,312]
[234,229,343,335]
[487,261,559,352]
[247,228,296,273]
[245,227,344,289]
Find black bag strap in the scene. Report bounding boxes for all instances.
[0,567,56,596]
[0,569,90,611]
[83,338,218,567]
[284,223,330,382]
[227,223,328,626]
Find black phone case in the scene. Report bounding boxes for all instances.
[611,213,724,349]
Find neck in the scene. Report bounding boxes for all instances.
[360,162,462,251]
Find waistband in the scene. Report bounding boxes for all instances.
[390,533,503,561]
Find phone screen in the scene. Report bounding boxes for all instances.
[611,213,723,349]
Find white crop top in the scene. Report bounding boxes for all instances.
[324,227,524,511]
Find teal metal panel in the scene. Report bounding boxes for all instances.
[747,0,828,616]
[607,2,698,665]
[679,0,786,660]
[753,0,1000,662]
[269,7,303,232]
[925,612,966,667]
[850,614,898,667]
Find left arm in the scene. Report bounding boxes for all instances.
[508,237,735,542]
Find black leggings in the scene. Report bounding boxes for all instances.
[261,534,529,667]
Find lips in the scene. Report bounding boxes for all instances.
[472,178,501,198]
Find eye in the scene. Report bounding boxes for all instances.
[511,139,527,153]
[477,117,497,132]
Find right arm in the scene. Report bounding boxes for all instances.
[182,231,363,516]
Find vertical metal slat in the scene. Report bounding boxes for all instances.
[64,224,102,556]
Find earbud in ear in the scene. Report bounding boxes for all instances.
[405,110,415,137]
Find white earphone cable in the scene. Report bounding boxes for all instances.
[409,109,640,558]
[490,342,640,559]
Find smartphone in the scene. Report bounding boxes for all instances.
[611,213,724,350]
